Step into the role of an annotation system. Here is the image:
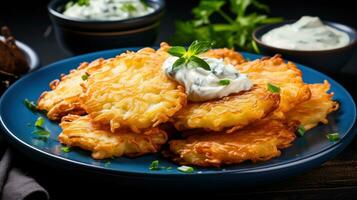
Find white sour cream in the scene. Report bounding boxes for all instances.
[163,56,253,102]
[262,16,350,51]
[63,0,154,21]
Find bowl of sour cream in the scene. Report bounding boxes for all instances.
[48,0,165,54]
[253,16,357,74]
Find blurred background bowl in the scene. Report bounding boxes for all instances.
[253,20,357,75]
[48,0,165,54]
[0,36,40,71]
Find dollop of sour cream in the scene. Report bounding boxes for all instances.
[163,56,253,102]
[262,16,350,51]
[63,0,154,21]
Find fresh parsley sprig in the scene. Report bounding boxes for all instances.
[171,0,283,52]
[168,40,214,71]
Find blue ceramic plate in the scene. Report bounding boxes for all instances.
[0,48,356,186]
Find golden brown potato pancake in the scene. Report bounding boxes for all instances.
[37,58,108,120]
[173,86,280,132]
[285,80,339,130]
[203,48,245,66]
[236,55,311,117]
[80,44,186,133]
[59,115,168,159]
[167,120,297,167]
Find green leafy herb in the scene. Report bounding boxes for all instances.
[104,160,111,167]
[121,3,137,13]
[61,146,71,153]
[168,40,214,71]
[149,160,160,170]
[326,133,340,142]
[77,0,89,6]
[171,0,282,52]
[81,74,89,81]
[177,165,194,173]
[24,99,47,114]
[24,99,38,112]
[267,83,280,93]
[218,79,230,85]
[32,127,51,139]
[296,125,306,137]
[35,117,45,128]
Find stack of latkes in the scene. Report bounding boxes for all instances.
[37,43,338,167]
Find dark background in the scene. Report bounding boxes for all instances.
[1,0,357,66]
[1,1,357,199]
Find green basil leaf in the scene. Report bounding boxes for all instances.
[189,56,211,71]
[187,40,214,55]
[168,46,187,57]
[193,0,225,23]
[172,57,186,70]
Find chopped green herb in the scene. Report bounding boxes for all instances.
[177,165,194,173]
[149,160,160,170]
[77,0,89,6]
[35,117,45,128]
[140,0,149,10]
[61,146,71,153]
[267,83,280,93]
[296,125,306,137]
[32,128,51,138]
[103,160,111,167]
[24,99,38,112]
[121,3,137,13]
[81,74,89,81]
[326,133,340,142]
[218,79,230,86]
[168,40,214,71]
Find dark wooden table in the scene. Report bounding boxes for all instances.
[1,0,357,199]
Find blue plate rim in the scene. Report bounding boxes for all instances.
[0,48,356,177]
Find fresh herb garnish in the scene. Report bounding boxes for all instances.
[140,0,149,10]
[24,99,38,112]
[35,117,45,128]
[61,146,71,153]
[81,73,89,81]
[218,79,230,86]
[171,0,282,52]
[121,3,137,13]
[168,40,214,71]
[24,99,47,114]
[149,160,160,170]
[32,127,51,139]
[77,0,89,6]
[177,165,194,173]
[104,160,111,167]
[326,133,340,142]
[296,125,306,137]
[267,83,280,93]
